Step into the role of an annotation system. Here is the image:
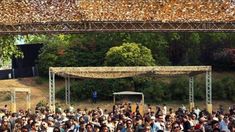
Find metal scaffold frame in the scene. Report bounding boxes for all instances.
[49,71,55,112]
[0,21,235,35]
[0,88,31,112]
[65,76,71,106]
[48,66,213,113]
[206,71,212,113]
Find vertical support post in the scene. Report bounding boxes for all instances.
[189,76,195,112]
[49,71,51,110]
[49,70,55,112]
[52,72,55,112]
[206,71,212,114]
[11,90,16,112]
[142,94,145,106]
[68,77,71,106]
[142,94,145,114]
[113,95,115,104]
[26,91,31,110]
[65,77,68,105]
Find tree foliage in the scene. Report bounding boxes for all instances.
[27,33,235,101]
[123,33,170,65]
[105,42,155,66]
[0,36,23,67]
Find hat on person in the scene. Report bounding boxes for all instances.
[150,116,155,120]
[48,116,54,122]
[213,117,219,121]
[94,123,101,128]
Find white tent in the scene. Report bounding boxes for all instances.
[113,91,144,105]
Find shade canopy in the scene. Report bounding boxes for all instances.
[113,91,143,95]
[49,66,213,114]
[113,91,145,106]
[0,1,234,25]
[50,66,211,79]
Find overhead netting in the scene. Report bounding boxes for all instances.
[0,0,234,25]
[50,66,211,79]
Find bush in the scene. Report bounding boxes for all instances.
[168,77,188,101]
[35,77,47,85]
[142,79,166,102]
[54,81,234,103]
[213,77,235,101]
[194,81,205,100]
[56,75,235,102]
[36,100,47,108]
[56,78,134,101]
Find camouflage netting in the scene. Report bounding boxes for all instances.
[50,66,211,79]
[0,0,234,25]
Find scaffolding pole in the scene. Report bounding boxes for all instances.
[65,76,71,106]
[68,77,71,106]
[189,76,195,112]
[49,71,55,112]
[65,77,68,105]
[11,90,16,112]
[26,92,31,110]
[206,71,212,114]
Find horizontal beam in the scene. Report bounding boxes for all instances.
[0,21,235,35]
[50,66,211,73]
[0,88,30,92]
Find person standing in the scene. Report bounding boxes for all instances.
[155,114,165,131]
[183,115,192,132]
[163,104,167,122]
[3,105,8,113]
[92,90,97,103]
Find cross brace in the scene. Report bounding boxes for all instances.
[0,21,235,35]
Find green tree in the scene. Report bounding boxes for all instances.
[105,42,156,66]
[124,33,170,65]
[0,36,23,67]
[24,34,71,46]
[37,43,60,75]
[27,34,72,75]
[199,33,229,65]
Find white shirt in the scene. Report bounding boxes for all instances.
[163,106,167,115]
[155,121,165,131]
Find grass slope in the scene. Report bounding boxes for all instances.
[0,71,234,112]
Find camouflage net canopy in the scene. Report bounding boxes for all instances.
[0,0,234,25]
[50,66,211,79]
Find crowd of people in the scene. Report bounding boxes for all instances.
[0,103,235,132]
